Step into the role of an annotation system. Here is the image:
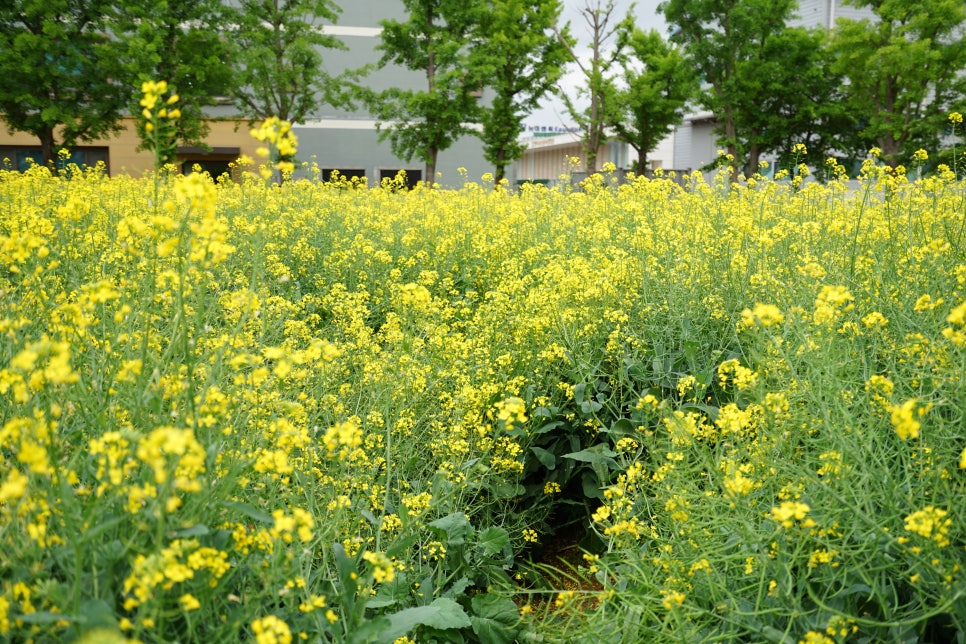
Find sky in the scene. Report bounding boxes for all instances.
[527,0,668,128]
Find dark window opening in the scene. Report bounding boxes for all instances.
[178,146,240,181]
[321,168,366,183]
[379,168,422,190]
[0,146,109,175]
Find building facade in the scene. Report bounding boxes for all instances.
[0,1,491,185]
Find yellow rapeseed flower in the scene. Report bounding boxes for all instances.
[768,501,816,529]
[904,506,951,547]
[251,615,292,644]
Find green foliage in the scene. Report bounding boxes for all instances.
[109,0,235,165]
[0,0,128,165]
[330,514,521,643]
[830,0,966,167]
[610,27,697,175]
[228,0,347,124]
[470,0,572,183]
[366,0,484,183]
[662,0,818,176]
[4,145,966,643]
[744,27,858,174]
[556,0,630,173]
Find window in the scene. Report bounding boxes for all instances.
[178,146,240,181]
[379,168,422,189]
[0,146,109,174]
[321,168,366,183]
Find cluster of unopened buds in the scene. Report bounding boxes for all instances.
[140,80,180,133]
[250,116,298,179]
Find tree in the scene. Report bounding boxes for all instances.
[830,0,966,167]
[728,25,857,175]
[229,0,347,125]
[367,0,484,184]
[747,27,857,174]
[609,26,696,176]
[111,0,235,166]
[470,0,572,184]
[555,0,630,173]
[661,0,817,177]
[0,0,128,166]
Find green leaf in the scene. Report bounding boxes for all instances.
[348,615,392,644]
[490,482,526,499]
[18,611,79,624]
[222,501,272,524]
[606,418,636,437]
[382,597,472,641]
[429,512,475,545]
[529,446,557,469]
[582,471,604,499]
[563,445,619,467]
[442,577,473,600]
[533,419,566,434]
[477,526,510,556]
[470,594,520,644]
[77,599,118,629]
[80,514,126,542]
[386,534,421,559]
[170,524,209,538]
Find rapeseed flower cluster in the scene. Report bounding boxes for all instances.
[2,134,965,642]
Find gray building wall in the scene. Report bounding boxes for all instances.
[290,1,491,186]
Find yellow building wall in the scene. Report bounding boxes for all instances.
[1,117,258,176]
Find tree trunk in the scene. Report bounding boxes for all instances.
[746,140,760,178]
[723,119,740,181]
[39,127,57,169]
[425,148,438,187]
[879,135,901,168]
[494,148,506,185]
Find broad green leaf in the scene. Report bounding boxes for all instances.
[429,512,474,545]
[582,471,604,499]
[382,597,472,641]
[563,445,618,466]
[529,446,557,468]
[470,594,520,644]
[170,524,209,538]
[532,419,566,435]
[18,611,79,624]
[477,526,510,556]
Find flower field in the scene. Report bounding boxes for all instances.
[2,157,966,643]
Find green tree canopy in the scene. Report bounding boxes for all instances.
[662,0,822,177]
[111,0,235,165]
[367,0,485,184]
[609,26,696,176]
[229,0,347,125]
[470,0,571,184]
[0,0,128,166]
[831,0,966,167]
